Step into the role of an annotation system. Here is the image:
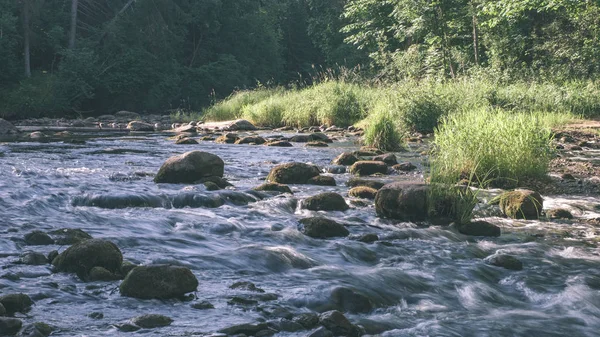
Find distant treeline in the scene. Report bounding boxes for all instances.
[1,0,598,118]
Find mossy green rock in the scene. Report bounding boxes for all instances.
[131,314,173,328]
[235,136,266,145]
[546,208,573,219]
[307,175,336,186]
[485,254,523,270]
[267,162,321,184]
[154,151,224,184]
[348,186,377,200]
[302,193,349,212]
[346,178,385,190]
[0,318,22,336]
[458,221,501,237]
[253,182,293,194]
[349,161,388,176]
[48,228,92,245]
[332,152,359,166]
[299,217,349,238]
[53,239,123,279]
[498,189,543,220]
[88,267,120,282]
[120,265,198,299]
[0,294,33,315]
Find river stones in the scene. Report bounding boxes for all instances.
[254,182,293,194]
[267,163,321,184]
[235,136,266,145]
[485,254,523,271]
[546,208,574,219]
[348,186,377,200]
[327,166,346,174]
[375,182,474,223]
[318,310,361,337]
[302,193,349,212]
[373,153,397,165]
[88,266,121,282]
[219,322,269,335]
[497,189,543,220]
[347,178,385,190]
[307,175,337,186]
[299,217,349,238]
[120,265,198,299]
[306,141,329,147]
[265,140,293,147]
[48,228,92,245]
[17,322,53,337]
[349,161,388,176]
[24,231,54,245]
[175,137,198,145]
[289,134,312,143]
[19,251,48,265]
[0,294,33,315]
[0,318,22,336]
[131,314,173,329]
[52,239,123,280]
[311,133,332,143]
[293,313,319,329]
[215,133,239,144]
[226,119,258,131]
[394,162,417,172]
[332,152,359,166]
[308,326,334,337]
[154,151,224,184]
[330,287,373,313]
[127,121,155,131]
[0,118,19,137]
[457,221,501,237]
[198,176,233,189]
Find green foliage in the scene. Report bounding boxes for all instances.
[203,87,284,122]
[431,108,571,188]
[362,106,405,151]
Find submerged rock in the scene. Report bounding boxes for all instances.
[215,133,239,144]
[127,121,154,131]
[299,217,349,238]
[267,163,321,184]
[393,162,417,172]
[0,119,19,137]
[48,228,92,245]
[546,208,574,219]
[332,152,359,166]
[230,281,265,293]
[348,186,377,200]
[24,231,54,246]
[219,322,269,335]
[19,251,48,265]
[306,141,329,147]
[52,239,123,280]
[349,161,388,176]
[326,166,346,174]
[88,266,120,282]
[254,182,293,194]
[191,301,214,310]
[302,193,349,212]
[318,310,361,337]
[457,221,501,237]
[154,151,224,184]
[307,175,337,186]
[307,326,334,337]
[0,318,22,336]
[484,254,523,271]
[346,178,385,190]
[0,294,33,315]
[131,314,173,329]
[17,322,52,337]
[265,140,293,147]
[175,137,198,145]
[497,189,543,220]
[373,153,397,166]
[293,313,320,329]
[330,287,373,313]
[236,136,266,145]
[120,265,198,299]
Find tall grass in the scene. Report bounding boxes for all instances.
[362,101,405,151]
[431,109,574,188]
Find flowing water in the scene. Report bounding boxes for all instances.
[1,132,600,336]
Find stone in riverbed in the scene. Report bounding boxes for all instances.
[299,217,349,238]
[348,186,377,200]
[457,221,501,237]
[19,251,48,265]
[394,162,417,172]
[236,136,266,145]
[546,208,573,219]
[497,189,543,220]
[16,322,53,337]
[52,239,123,280]
[330,287,373,313]
[326,166,346,174]
[24,231,54,245]
[154,151,224,184]
[0,294,33,315]
[307,327,334,337]
[0,119,20,137]
[0,318,22,336]
[346,178,385,190]
[127,121,155,131]
[293,313,319,329]
[267,163,321,184]
[191,301,214,310]
[484,254,523,271]
[373,153,397,166]
[332,152,359,166]
[306,141,329,147]
[215,133,239,144]
[318,310,361,337]
[175,137,198,145]
[219,322,269,335]
[307,175,336,186]
[48,228,92,245]
[88,266,120,282]
[302,193,349,212]
[119,264,198,299]
[254,182,293,194]
[265,140,293,147]
[349,161,388,176]
[226,119,258,131]
[131,314,173,329]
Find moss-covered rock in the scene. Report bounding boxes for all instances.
[307,175,336,186]
[24,231,54,246]
[265,140,293,147]
[119,265,198,299]
[348,186,377,200]
[154,151,224,184]
[497,189,543,220]
[457,221,501,237]
[306,141,329,147]
[332,152,359,166]
[253,182,293,194]
[318,310,361,337]
[302,193,349,212]
[215,133,239,144]
[299,217,349,238]
[88,266,120,282]
[373,153,397,166]
[346,178,385,190]
[235,136,266,145]
[349,161,388,176]
[0,294,33,315]
[267,163,321,184]
[131,314,173,329]
[52,239,123,280]
[48,228,92,245]
[0,318,22,336]
[546,208,573,219]
[175,137,198,145]
[484,254,523,270]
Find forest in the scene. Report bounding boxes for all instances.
[1,0,599,119]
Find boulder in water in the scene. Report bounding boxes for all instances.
[394,162,417,172]
[267,163,321,184]
[484,254,523,271]
[52,239,123,280]
[127,121,155,131]
[349,161,388,176]
[265,140,293,147]
[348,186,377,200]
[546,208,573,220]
[299,217,349,238]
[306,141,329,147]
[0,318,22,336]
[19,251,48,265]
[347,178,385,190]
[235,136,266,145]
[175,137,198,145]
[318,310,361,337]
[254,182,293,194]
[497,189,543,220]
[330,287,373,313]
[48,228,92,245]
[24,231,54,246]
[131,314,173,329]
[332,152,359,166]
[119,264,198,299]
[154,151,224,184]
[215,133,239,144]
[457,221,501,237]
[307,175,336,186]
[0,119,19,138]
[302,193,349,212]
[373,153,397,166]
[0,294,33,315]
[226,119,257,131]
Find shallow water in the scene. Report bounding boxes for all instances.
[1,133,600,336]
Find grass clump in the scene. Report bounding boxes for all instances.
[204,88,283,121]
[431,109,571,188]
[362,102,405,151]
